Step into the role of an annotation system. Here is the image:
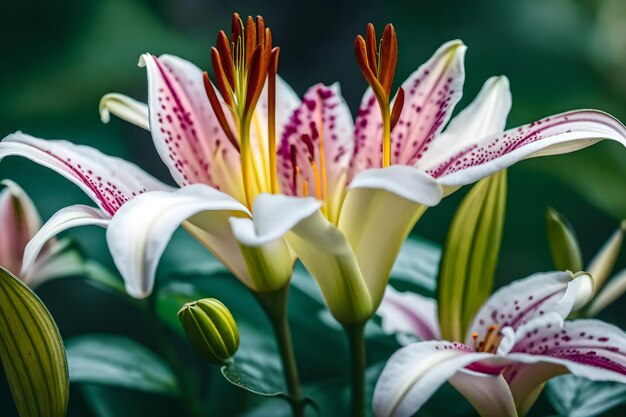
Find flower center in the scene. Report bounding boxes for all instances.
[204,12,279,208]
[471,324,504,353]
[354,23,405,168]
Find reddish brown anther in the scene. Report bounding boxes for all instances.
[390,87,405,131]
[203,71,239,151]
[354,23,399,100]
[207,12,275,120]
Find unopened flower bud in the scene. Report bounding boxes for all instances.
[178,298,239,364]
[546,208,583,272]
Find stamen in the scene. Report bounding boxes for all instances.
[309,158,322,200]
[290,144,299,192]
[216,31,236,91]
[301,179,308,196]
[379,24,398,98]
[390,87,405,131]
[268,48,280,194]
[365,23,378,75]
[203,72,239,151]
[210,48,234,106]
[472,332,479,350]
[354,23,400,168]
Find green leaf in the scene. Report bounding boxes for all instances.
[389,237,440,296]
[545,208,584,271]
[66,333,179,397]
[546,374,626,417]
[438,170,507,341]
[0,267,69,417]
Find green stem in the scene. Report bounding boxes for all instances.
[143,295,205,417]
[345,324,366,417]
[256,286,305,417]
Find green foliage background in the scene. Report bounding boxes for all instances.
[0,0,625,415]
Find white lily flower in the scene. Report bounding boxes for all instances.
[227,37,626,325]
[373,272,626,417]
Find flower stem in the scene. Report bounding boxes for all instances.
[256,286,305,417]
[344,324,366,417]
[143,294,205,417]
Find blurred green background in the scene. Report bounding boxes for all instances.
[1,0,625,416]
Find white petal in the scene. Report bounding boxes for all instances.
[0,132,172,216]
[347,165,443,206]
[234,193,372,324]
[419,76,511,169]
[99,93,149,130]
[21,205,109,278]
[106,184,251,298]
[338,166,442,309]
[449,370,518,417]
[373,341,490,417]
[377,286,440,342]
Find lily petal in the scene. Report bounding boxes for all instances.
[99,93,149,130]
[467,271,593,345]
[21,205,109,278]
[233,193,372,324]
[449,370,518,417]
[431,110,626,186]
[106,184,255,297]
[506,316,626,413]
[378,286,440,342]
[418,76,511,170]
[0,132,171,216]
[373,341,489,417]
[338,166,442,308]
[0,180,42,275]
[277,83,354,222]
[140,53,242,194]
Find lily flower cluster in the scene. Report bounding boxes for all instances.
[1,11,626,417]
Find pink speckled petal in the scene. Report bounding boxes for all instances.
[373,340,491,417]
[278,83,354,221]
[0,180,41,276]
[378,286,440,342]
[503,316,626,414]
[140,54,241,195]
[467,271,593,346]
[0,132,171,216]
[350,40,466,177]
[431,110,626,186]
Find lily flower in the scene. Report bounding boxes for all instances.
[0,14,304,298]
[226,25,626,325]
[0,180,83,287]
[373,271,626,417]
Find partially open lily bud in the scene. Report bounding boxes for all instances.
[178,298,239,365]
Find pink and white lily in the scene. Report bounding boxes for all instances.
[0,180,82,287]
[373,272,626,417]
[224,32,626,324]
[0,14,316,298]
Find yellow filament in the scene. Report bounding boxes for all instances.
[316,106,329,216]
[310,160,323,201]
[381,104,391,167]
[239,115,254,208]
[302,180,308,196]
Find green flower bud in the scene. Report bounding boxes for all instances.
[178,298,239,365]
[546,208,583,272]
